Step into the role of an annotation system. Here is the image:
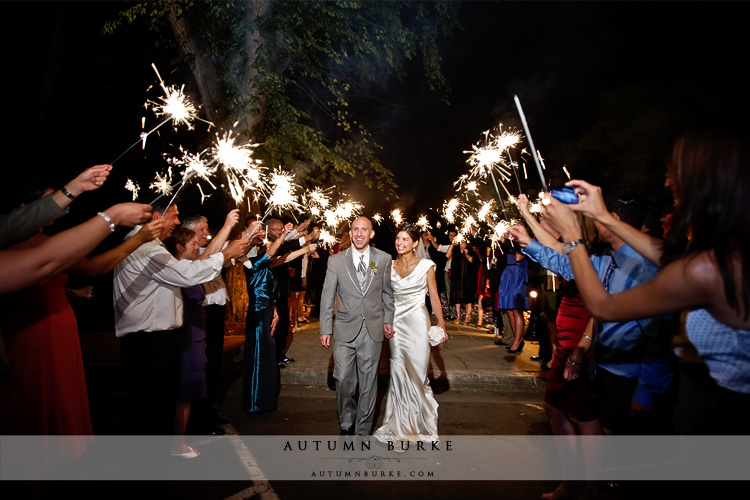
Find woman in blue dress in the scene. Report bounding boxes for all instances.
[497,249,529,353]
[240,218,316,413]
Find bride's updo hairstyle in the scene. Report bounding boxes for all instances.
[397,223,421,245]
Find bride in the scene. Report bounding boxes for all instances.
[374,223,448,447]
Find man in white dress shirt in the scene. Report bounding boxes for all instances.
[113,201,249,435]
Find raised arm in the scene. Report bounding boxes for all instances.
[0,202,151,294]
[516,194,563,252]
[201,209,240,257]
[266,223,292,258]
[51,164,112,211]
[0,165,112,248]
[69,219,162,278]
[543,195,708,322]
[271,243,317,267]
[567,179,663,265]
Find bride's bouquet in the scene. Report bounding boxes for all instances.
[428,326,445,346]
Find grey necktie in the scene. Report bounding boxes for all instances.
[358,255,367,290]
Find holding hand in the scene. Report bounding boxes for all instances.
[72,164,112,194]
[223,238,251,259]
[133,219,163,244]
[384,323,395,339]
[565,180,609,221]
[107,203,153,227]
[516,194,531,218]
[541,195,581,242]
[223,208,240,229]
[508,225,532,247]
[296,219,311,233]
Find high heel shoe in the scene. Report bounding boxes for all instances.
[506,340,524,354]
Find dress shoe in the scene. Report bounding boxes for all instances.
[278,362,286,368]
[530,355,542,361]
[281,357,295,363]
[171,446,200,459]
[540,362,550,371]
[507,340,525,353]
[340,427,354,436]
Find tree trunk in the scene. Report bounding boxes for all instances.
[167,1,275,324]
[166,1,227,126]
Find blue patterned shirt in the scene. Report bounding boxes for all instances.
[523,240,673,407]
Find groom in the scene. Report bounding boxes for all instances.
[320,216,395,435]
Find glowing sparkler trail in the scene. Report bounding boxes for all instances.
[514,95,548,192]
[372,213,383,224]
[416,215,430,231]
[391,209,404,226]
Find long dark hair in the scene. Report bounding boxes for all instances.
[663,115,750,319]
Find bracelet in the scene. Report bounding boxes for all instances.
[97,212,116,233]
[566,357,582,367]
[61,186,76,200]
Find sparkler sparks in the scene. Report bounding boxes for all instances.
[149,171,173,197]
[210,130,265,204]
[442,198,461,224]
[124,178,140,201]
[391,209,404,226]
[317,228,338,249]
[416,215,430,231]
[372,213,383,224]
[265,168,302,214]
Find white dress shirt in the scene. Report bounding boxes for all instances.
[113,230,224,337]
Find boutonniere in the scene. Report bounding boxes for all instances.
[369,262,378,273]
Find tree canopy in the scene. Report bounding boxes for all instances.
[104,0,461,204]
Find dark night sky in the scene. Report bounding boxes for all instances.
[2,1,746,240]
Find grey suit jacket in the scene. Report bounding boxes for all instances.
[319,246,395,343]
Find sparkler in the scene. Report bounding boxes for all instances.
[111,64,205,165]
[372,213,383,224]
[513,95,548,192]
[442,198,461,224]
[209,129,265,205]
[416,215,430,232]
[391,209,404,226]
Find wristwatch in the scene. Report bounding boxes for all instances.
[563,238,584,255]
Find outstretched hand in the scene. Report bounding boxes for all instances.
[134,219,163,243]
[223,208,240,229]
[72,164,112,193]
[508,225,531,247]
[108,203,153,227]
[516,193,531,218]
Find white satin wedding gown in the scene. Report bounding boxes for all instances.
[374,259,439,443]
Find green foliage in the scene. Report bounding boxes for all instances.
[103,0,459,201]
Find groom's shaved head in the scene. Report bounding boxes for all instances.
[350,217,374,251]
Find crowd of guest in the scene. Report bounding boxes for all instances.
[2,113,748,489]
